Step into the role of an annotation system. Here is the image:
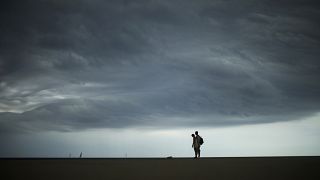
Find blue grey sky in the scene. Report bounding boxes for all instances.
[1,0,320,157]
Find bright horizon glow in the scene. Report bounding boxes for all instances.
[1,113,319,158]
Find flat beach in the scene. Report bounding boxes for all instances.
[2,156,320,180]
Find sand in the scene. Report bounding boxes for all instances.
[2,156,320,180]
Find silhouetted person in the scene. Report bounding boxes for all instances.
[195,131,203,158]
[191,134,200,158]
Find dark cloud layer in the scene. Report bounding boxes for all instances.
[1,0,320,132]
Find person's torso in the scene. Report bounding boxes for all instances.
[194,136,200,147]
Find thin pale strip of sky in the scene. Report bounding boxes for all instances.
[1,112,319,158]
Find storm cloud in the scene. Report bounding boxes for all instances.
[1,0,320,133]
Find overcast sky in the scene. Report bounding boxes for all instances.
[1,0,320,157]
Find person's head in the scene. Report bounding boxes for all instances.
[195,131,198,135]
[191,134,195,137]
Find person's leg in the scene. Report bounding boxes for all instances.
[198,148,201,158]
[195,147,200,158]
[194,148,197,158]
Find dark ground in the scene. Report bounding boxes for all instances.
[1,156,320,180]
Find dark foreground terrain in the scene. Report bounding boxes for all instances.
[2,156,320,180]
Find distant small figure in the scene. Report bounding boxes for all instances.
[192,131,203,158]
[191,134,199,158]
[80,152,82,158]
[195,131,203,157]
